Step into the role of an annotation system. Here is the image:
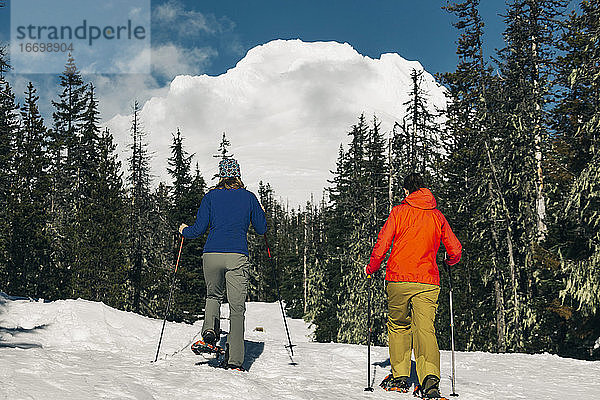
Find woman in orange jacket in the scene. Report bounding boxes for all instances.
[366,173,461,398]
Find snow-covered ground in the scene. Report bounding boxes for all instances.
[1,295,599,399]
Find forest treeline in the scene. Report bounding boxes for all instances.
[0,0,598,360]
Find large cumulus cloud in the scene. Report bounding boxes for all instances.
[105,39,447,206]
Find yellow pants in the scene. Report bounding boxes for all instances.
[387,281,441,382]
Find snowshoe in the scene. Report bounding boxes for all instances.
[380,374,411,392]
[191,339,224,356]
[191,329,224,356]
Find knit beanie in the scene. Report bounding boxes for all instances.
[218,158,241,178]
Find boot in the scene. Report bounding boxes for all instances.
[380,374,411,392]
[418,375,442,398]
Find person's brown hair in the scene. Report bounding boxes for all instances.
[403,173,425,194]
[211,177,245,190]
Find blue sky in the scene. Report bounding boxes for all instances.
[0,0,578,123]
[0,1,510,79]
[162,0,508,77]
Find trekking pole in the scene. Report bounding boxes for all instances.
[153,235,184,362]
[444,260,459,397]
[263,234,296,358]
[364,274,374,392]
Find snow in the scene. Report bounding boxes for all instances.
[104,39,448,207]
[1,296,599,399]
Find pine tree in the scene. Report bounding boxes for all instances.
[126,101,152,313]
[401,69,441,177]
[0,46,18,290]
[248,181,277,302]
[167,129,206,323]
[496,0,567,352]
[168,128,194,222]
[214,132,233,160]
[326,115,389,345]
[560,148,600,358]
[48,53,88,299]
[441,0,511,353]
[309,149,346,342]
[71,84,103,300]
[8,82,51,297]
[93,128,128,308]
[553,0,600,358]
[143,182,175,318]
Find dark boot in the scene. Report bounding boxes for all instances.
[420,375,442,398]
[217,344,244,371]
[203,329,217,346]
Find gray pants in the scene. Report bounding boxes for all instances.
[202,252,249,367]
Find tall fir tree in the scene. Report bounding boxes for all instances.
[496,0,567,352]
[401,69,441,178]
[553,0,600,358]
[322,115,389,345]
[126,101,152,313]
[0,46,18,290]
[49,53,88,299]
[441,0,511,353]
[71,84,102,300]
[93,128,128,308]
[8,83,51,297]
[167,128,207,322]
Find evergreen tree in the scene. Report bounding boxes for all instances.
[126,101,152,313]
[142,182,175,318]
[0,46,18,290]
[71,84,103,300]
[441,0,510,353]
[309,150,346,342]
[92,128,128,308]
[560,148,600,358]
[553,0,600,358]
[167,129,207,323]
[48,53,88,299]
[8,83,51,297]
[337,115,389,345]
[496,0,567,352]
[401,69,441,178]
[248,181,277,302]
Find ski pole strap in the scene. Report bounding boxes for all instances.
[174,236,184,274]
[263,234,272,258]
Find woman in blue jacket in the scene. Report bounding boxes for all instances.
[179,158,267,371]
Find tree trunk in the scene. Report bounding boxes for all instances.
[484,141,521,349]
[531,24,547,243]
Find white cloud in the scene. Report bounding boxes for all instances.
[151,44,217,80]
[104,39,448,207]
[153,0,233,37]
[89,42,216,121]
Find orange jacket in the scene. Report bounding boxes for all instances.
[366,188,462,285]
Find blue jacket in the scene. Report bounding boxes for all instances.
[182,188,267,255]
